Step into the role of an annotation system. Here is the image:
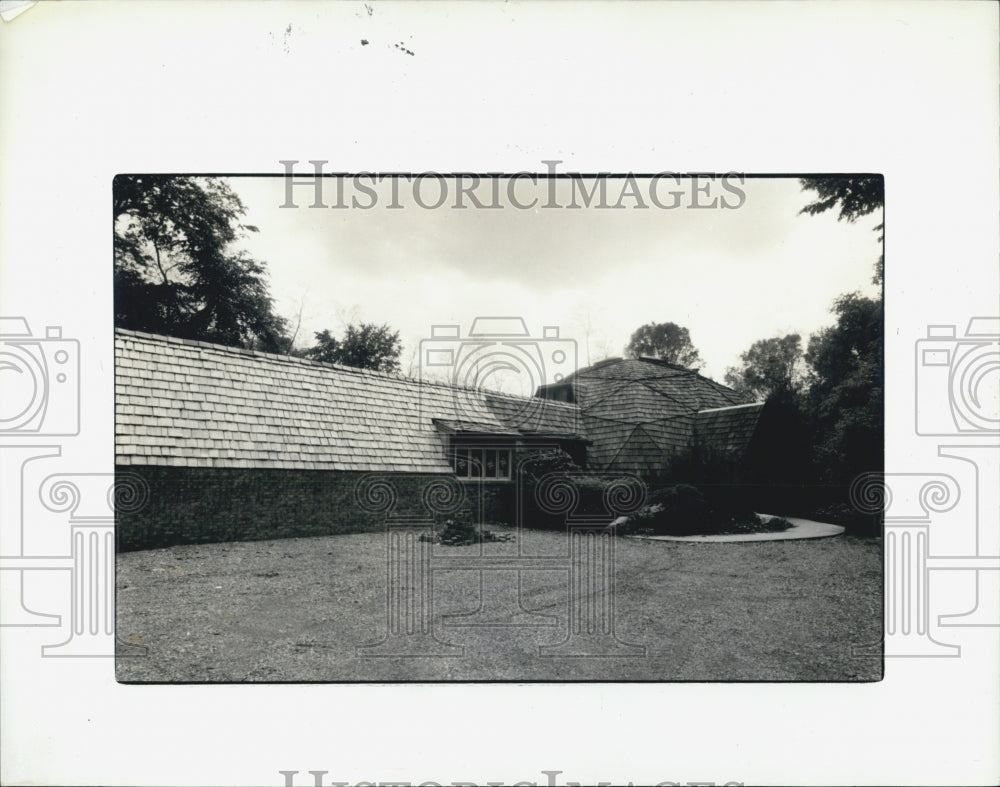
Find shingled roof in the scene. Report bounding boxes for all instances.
[536,357,758,475]
[115,330,582,472]
[693,402,765,457]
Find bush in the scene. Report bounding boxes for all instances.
[649,484,717,533]
[611,484,717,536]
[810,502,882,537]
[518,449,582,484]
[611,485,797,537]
[517,450,590,530]
[423,518,515,546]
[723,513,794,535]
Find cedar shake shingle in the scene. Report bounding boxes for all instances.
[115,330,582,472]
[117,333,762,477]
[537,357,759,474]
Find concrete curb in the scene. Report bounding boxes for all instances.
[629,515,845,544]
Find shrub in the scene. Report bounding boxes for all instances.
[423,518,515,546]
[810,502,882,537]
[723,513,794,535]
[611,486,797,537]
[612,484,720,536]
[518,449,582,485]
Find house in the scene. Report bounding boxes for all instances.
[536,356,762,476]
[115,330,764,550]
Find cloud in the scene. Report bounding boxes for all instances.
[231,174,881,381]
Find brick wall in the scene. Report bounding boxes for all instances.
[115,465,514,552]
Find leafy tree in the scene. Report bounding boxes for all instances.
[624,322,703,370]
[114,175,289,351]
[305,322,402,373]
[724,334,804,400]
[799,175,885,284]
[804,292,883,487]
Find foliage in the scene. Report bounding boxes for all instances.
[114,175,289,351]
[304,322,403,373]
[612,485,791,537]
[799,175,884,284]
[742,385,815,513]
[646,484,716,533]
[733,515,793,535]
[423,519,514,546]
[810,502,882,538]
[518,451,645,528]
[798,176,884,223]
[791,178,884,534]
[517,449,582,485]
[804,292,883,489]
[624,322,703,370]
[724,334,805,400]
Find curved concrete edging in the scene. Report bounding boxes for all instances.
[629,515,845,544]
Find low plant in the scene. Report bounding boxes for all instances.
[610,485,796,537]
[421,519,515,546]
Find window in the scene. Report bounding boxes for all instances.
[452,446,512,480]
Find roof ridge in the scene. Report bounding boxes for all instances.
[114,328,580,410]
[696,401,765,414]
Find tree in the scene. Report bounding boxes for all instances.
[804,292,883,487]
[724,334,804,400]
[303,329,341,364]
[114,175,289,351]
[624,322,703,369]
[799,175,885,284]
[304,322,402,373]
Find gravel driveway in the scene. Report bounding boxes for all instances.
[116,527,882,682]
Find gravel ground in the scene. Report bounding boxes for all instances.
[116,528,882,682]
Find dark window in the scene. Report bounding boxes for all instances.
[452,444,512,480]
[497,450,510,477]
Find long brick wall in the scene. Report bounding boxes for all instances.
[115,466,513,552]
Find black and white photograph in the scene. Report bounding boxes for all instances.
[113,172,885,682]
[2,2,997,785]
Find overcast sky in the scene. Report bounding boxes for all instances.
[228,174,882,388]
